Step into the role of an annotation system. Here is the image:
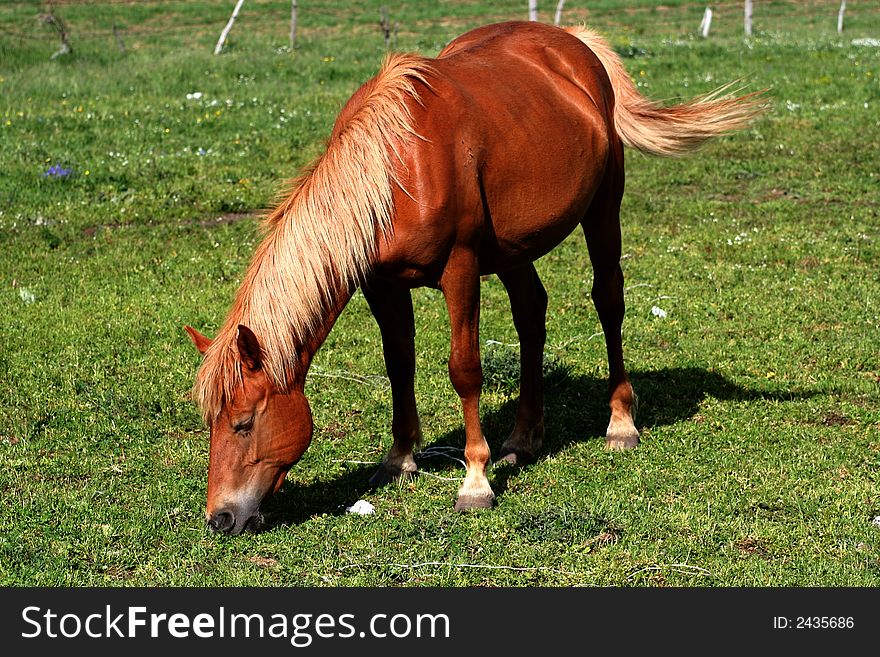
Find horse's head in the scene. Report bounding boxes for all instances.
[185,324,313,535]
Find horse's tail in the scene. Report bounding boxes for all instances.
[564,25,766,156]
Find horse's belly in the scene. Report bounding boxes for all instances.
[478,213,584,274]
[474,112,608,272]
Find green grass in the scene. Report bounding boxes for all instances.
[1,0,878,586]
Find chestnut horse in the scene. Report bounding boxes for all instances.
[186,21,762,534]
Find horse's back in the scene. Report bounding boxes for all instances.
[380,22,619,279]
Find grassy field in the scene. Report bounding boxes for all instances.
[1,0,878,586]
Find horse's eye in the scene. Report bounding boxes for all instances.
[232,416,255,433]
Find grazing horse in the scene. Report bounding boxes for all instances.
[185,21,763,534]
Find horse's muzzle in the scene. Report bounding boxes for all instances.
[206,508,262,535]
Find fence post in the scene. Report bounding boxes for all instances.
[554,0,566,26]
[699,7,713,38]
[214,0,246,55]
[838,0,846,35]
[290,0,298,48]
[744,0,753,36]
[380,6,392,47]
[529,0,538,22]
[113,23,126,53]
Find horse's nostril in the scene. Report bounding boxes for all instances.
[243,513,264,533]
[208,509,235,533]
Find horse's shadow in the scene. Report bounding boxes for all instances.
[265,363,815,527]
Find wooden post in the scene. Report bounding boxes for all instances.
[528,0,538,22]
[113,23,126,53]
[838,0,847,35]
[379,6,391,47]
[554,0,566,26]
[699,7,712,38]
[290,0,298,49]
[214,0,246,55]
[744,0,753,37]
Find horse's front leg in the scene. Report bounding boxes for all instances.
[362,280,421,486]
[441,248,495,510]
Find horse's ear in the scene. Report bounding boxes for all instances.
[236,325,263,373]
[184,325,212,356]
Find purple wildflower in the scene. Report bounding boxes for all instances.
[43,164,72,178]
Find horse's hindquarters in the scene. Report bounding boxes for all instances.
[380,25,615,279]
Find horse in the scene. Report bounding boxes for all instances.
[185,21,764,535]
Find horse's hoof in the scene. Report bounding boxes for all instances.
[454,494,495,512]
[369,465,416,488]
[495,447,536,467]
[605,434,639,450]
[495,452,519,466]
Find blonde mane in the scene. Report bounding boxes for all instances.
[194,53,432,422]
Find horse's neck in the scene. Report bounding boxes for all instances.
[294,281,356,380]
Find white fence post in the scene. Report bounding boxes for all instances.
[529,0,538,22]
[699,7,713,38]
[838,0,847,35]
[744,0,753,37]
[554,0,566,26]
[290,0,298,48]
[214,0,246,55]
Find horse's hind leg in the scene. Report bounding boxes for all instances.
[582,173,640,450]
[496,264,547,465]
[362,280,421,486]
[441,248,495,510]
